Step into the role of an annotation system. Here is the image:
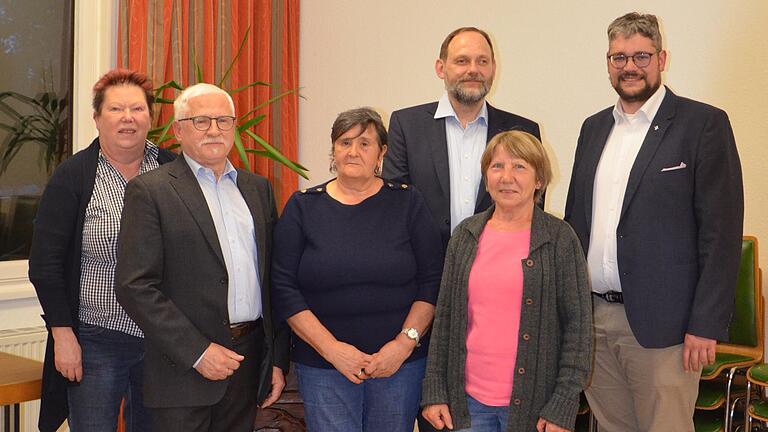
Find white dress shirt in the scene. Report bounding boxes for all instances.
[588,86,666,293]
[184,154,262,323]
[434,93,488,233]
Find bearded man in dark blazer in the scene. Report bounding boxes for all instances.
[565,12,743,432]
[384,27,540,250]
[116,83,288,432]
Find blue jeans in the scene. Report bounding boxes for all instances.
[453,394,510,432]
[295,357,426,432]
[67,324,150,431]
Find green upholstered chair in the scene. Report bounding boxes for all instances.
[746,363,768,431]
[695,236,762,432]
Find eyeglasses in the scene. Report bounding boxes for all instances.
[607,52,655,69]
[177,115,236,131]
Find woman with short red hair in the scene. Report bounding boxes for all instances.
[29,69,176,432]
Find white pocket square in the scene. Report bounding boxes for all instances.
[660,162,687,172]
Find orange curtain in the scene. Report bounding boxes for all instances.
[117,0,300,208]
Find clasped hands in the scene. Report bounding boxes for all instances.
[326,336,414,384]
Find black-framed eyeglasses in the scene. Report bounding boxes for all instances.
[607,52,656,69]
[178,115,236,131]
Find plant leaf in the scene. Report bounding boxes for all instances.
[232,132,252,171]
[243,129,308,179]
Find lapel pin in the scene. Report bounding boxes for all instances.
[654,125,659,131]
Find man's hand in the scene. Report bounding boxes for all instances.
[260,366,286,408]
[51,327,82,382]
[682,333,717,372]
[537,417,570,432]
[194,343,244,380]
[422,404,453,430]
[324,341,372,384]
[366,335,413,378]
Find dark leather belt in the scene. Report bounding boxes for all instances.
[229,318,262,339]
[592,291,624,304]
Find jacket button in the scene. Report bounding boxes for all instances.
[222,319,228,326]
[522,333,530,341]
[526,259,534,268]
[518,368,525,375]
[525,298,533,305]
[220,278,227,284]
[513,398,522,405]
[444,219,450,225]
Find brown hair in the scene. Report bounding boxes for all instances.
[481,130,552,203]
[92,68,154,115]
[608,12,663,52]
[439,27,495,61]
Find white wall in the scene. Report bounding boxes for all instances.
[298,0,768,277]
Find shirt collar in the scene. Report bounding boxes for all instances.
[612,85,666,124]
[98,140,159,164]
[183,153,238,182]
[434,92,488,125]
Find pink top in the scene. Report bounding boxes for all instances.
[465,226,530,406]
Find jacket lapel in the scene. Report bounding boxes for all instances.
[474,104,500,212]
[620,89,677,220]
[168,156,226,267]
[426,104,451,201]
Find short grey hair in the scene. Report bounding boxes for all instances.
[173,83,235,119]
[608,12,663,52]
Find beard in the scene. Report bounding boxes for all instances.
[613,72,661,104]
[447,74,491,106]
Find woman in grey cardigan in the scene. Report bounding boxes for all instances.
[421,131,592,432]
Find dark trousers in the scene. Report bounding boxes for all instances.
[151,329,265,432]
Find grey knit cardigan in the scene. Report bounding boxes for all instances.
[422,205,592,431]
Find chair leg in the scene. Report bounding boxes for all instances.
[732,395,745,432]
[727,367,738,432]
[589,411,597,432]
[746,380,752,432]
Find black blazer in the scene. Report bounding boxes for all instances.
[115,156,289,408]
[384,101,540,248]
[565,87,744,348]
[28,138,176,432]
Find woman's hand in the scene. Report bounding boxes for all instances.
[324,340,373,384]
[51,326,82,382]
[536,417,570,432]
[366,336,413,378]
[422,404,453,430]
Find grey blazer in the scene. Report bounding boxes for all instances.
[565,87,744,347]
[384,101,540,249]
[115,156,289,407]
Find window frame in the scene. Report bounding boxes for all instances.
[0,0,117,300]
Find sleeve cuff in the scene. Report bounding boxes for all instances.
[420,375,449,407]
[538,392,579,430]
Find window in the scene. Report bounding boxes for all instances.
[0,1,74,261]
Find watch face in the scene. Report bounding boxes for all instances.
[407,328,418,338]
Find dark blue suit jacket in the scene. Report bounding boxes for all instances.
[384,101,540,248]
[565,87,744,348]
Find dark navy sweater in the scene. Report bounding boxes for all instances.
[271,180,444,368]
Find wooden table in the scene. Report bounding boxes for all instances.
[0,352,43,432]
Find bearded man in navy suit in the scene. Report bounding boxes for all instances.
[565,12,743,431]
[384,27,540,250]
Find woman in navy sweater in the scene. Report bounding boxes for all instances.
[271,107,444,431]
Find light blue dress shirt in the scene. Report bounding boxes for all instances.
[184,154,262,324]
[434,93,489,233]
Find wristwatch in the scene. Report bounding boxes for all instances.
[401,327,421,346]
